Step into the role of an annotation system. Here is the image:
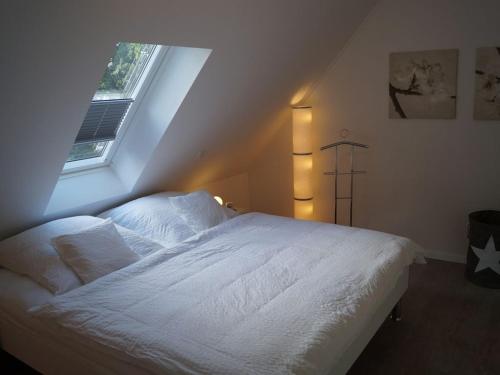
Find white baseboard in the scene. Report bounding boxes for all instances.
[420,249,466,264]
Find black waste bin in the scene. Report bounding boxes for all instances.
[466,210,500,289]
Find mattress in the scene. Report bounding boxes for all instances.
[0,269,409,375]
[0,270,409,375]
[25,213,420,375]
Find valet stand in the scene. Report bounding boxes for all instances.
[320,141,368,227]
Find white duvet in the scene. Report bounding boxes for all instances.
[31,213,421,375]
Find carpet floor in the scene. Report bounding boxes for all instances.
[348,259,500,375]
[1,259,499,374]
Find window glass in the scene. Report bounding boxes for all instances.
[93,43,156,100]
[67,141,109,162]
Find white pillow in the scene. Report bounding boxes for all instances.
[99,192,195,246]
[51,219,140,284]
[114,224,164,257]
[169,190,230,233]
[0,268,54,313]
[0,216,102,294]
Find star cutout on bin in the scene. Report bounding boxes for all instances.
[471,236,500,275]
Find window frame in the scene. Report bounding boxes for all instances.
[62,45,168,175]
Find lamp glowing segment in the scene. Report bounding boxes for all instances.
[292,106,313,220]
[293,154,313,199]
[213,196,223,205]
[294,199,313,220]
[292,107,312,154]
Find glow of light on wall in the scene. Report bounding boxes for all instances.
[292,106,313,220]
[290,86,309,106]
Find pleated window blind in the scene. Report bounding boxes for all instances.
[74,99,133,144]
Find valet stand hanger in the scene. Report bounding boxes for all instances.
[320,141,368,226]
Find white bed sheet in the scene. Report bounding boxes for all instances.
[30,213,421,375]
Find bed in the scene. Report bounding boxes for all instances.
[0,191,421,374]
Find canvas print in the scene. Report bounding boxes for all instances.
[474,47,500,120]
[389,49,458,119]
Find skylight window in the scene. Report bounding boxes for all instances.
[65,42,159,169]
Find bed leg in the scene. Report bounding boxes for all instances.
[390,300,402,322]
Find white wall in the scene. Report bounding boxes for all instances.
[0,0,375,239]
[249,108,294,217]
[251,0,500,263]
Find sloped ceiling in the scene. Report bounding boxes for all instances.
[0,0,376,238]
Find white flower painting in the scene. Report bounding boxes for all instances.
[389,49,458,119]
[474,47,500,120]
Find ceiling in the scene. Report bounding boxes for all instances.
[0,0,377,238]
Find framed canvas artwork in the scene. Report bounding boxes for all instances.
[389,49,458,119]
[474,47,500,120]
